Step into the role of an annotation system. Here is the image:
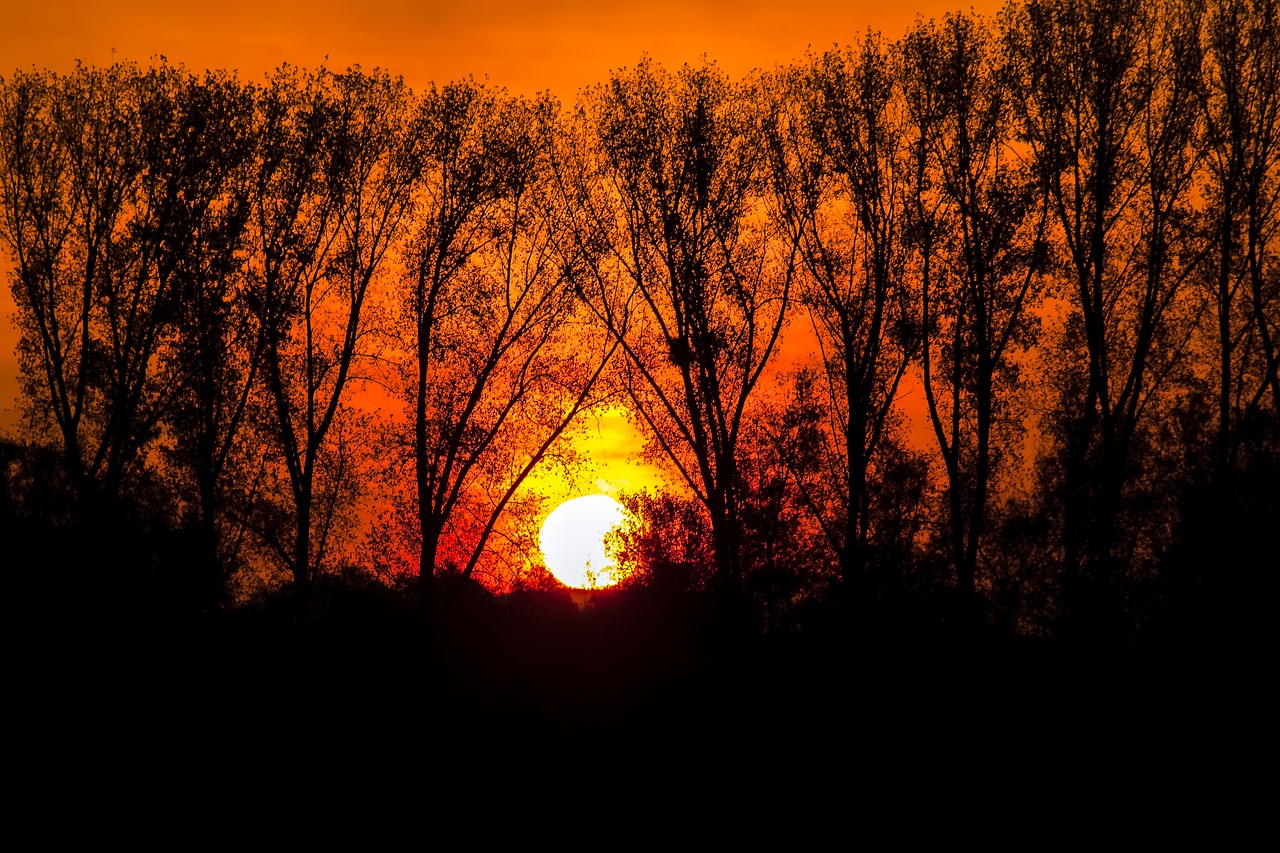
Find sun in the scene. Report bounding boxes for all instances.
[539,494,630,589]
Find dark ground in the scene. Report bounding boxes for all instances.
[10,569,1254,837]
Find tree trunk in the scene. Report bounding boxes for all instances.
[293,488,312,630]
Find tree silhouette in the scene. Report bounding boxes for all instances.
[1,63,148,519]
[738,373,843,631]
[900,12,1048,621]
[1008,0,1205,638]
[246,66,421,625]
[146,66,260,612]
[764,36,919,607]
[1195,0,1280,479]
[0,61,261,553]
[399,81,616,618]
[570,57,792,601]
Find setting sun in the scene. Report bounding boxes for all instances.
[539,494,630,589]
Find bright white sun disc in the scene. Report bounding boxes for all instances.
[539,494,629,589]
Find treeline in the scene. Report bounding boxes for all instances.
[1,0,1276,648]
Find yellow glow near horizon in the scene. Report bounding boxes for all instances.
[539,494,630,589]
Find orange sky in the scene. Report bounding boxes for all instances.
[2,1,1001,97]
[0,0,998,442]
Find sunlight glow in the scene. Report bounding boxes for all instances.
[539,494,630,589]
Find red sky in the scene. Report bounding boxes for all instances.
[0,0,1000,437]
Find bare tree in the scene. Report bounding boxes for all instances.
[1196,0,1280,481]
[247,66,422,625]
[143,66,261,611]
[0,61,260,540]
[1,64,145,517]
[899,12,1048,619]
[1007,0,1205,636]
[763,37,918,604]
[569,58,792,600]
[401,81,616,618]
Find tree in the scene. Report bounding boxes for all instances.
[400,81,616,619]
[738,371,845,631]
[247,66,422,625]
[0,61,260,546]
[899,12,1048,620]
[1007,0,1205,638]
[145,66,260,612]
[0,63,148,518]
[569,57,792,600]
[763,36,919,607]
[1195,0,1280,481]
